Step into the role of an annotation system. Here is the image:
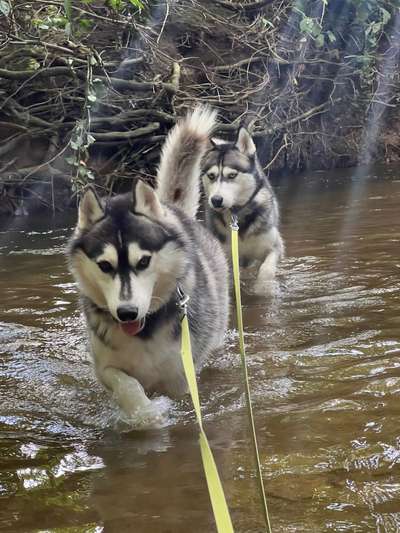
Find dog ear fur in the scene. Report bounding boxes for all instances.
[78,186,104,230]
[132,179,163,219]
[235,126,256,156]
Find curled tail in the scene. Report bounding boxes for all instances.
[156,106,217,218]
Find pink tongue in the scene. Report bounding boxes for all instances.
[120,320,143,336]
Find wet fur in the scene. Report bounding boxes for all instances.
[201,127,284,292]
[67,108,229,426]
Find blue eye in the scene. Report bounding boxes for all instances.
[137,255,151,270]
[97,261,114,274]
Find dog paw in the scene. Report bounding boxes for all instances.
[121,397,173,430]
[253,277,276,296]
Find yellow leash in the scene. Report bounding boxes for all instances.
[230,214,273,533]
[179,291,234,533]
[178,212,273,533]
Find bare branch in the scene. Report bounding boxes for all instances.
[90,123,160,140]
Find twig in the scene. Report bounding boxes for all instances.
[156,0,169,45]
[90,122,160,140]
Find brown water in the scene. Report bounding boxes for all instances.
[1,167,400,532]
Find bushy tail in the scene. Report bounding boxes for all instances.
[156,106,217,218]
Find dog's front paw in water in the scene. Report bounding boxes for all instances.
[121,396,173,430]
[101,367,172,430]
[253,277,277,296]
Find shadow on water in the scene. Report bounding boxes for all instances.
[1,167,400,532]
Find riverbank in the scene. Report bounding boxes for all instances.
[1,0,399,215]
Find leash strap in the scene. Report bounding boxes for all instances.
[230,215,273,533]
[179,296,234,533]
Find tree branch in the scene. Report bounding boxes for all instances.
[90,123,160,140]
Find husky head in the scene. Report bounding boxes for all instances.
[68,181,185,336]
[202,127,258,211]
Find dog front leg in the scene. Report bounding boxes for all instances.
[254,248,280,294]
[101,367,150,415]
[100,367,167,428]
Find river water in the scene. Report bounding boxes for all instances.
[0,167,399,532]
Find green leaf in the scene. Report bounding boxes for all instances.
[0,0,10,16]
[315,33,324,48]
[70,140,79,150]
[299,16,314,34]
[380,7,391,26]
[108,0,123,11]
[78,165,88,178]
[311,23,321,38]
[65,156,79,166]
[64,0,72,21]
[327,31,336,43]
[128,0,143,8]
[87,93,97,102]
[78,17,92,29]
[369,21,382,35]
[87,134,96,145]
[27,59,41,70]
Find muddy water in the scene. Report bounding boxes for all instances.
[1,167,399,532]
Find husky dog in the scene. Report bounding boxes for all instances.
[67,108,229,426]
[201,127,284,293]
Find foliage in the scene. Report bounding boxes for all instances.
[296,0,393,47]
[21,0,144,39]
[66,61,105,193]
[0,0,10,16]
[0,0,399,213]
[293,0,397,93]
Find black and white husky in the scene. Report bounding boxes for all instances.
[201,127,284,293]
[67,108,229,427]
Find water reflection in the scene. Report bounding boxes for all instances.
[0,167,400,531]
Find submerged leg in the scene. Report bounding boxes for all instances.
[101,367,150,414]
[254,233,284,294]
[100,367,166,428]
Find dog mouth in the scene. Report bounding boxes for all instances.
[120,317,146,336]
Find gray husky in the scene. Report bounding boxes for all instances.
[67,108,229,427]
[201,127,284,293]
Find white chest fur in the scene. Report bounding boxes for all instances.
[91,321,186,398]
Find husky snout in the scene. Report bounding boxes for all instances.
[206,178,238,210]
[211,195,223,208]
[117,305,138,322]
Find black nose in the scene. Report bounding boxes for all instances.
[211,195,223,208]
[117,305,138,322]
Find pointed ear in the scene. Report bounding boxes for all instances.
[78,186,104,230]
[235,127,256,156]
[132,179,163,219]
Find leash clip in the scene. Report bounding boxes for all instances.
[230,213,239,231]
[177,285,190,315]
